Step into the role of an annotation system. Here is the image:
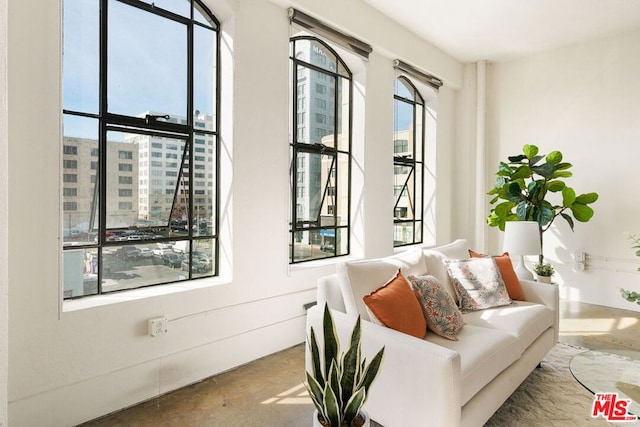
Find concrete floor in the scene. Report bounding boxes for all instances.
[80,300,640,426]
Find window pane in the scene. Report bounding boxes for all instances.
[192,239,215,278]
[394,99,414,158]
[394,223,415,246]
[291,230,332,262]
[63,0,99,114]
[194,25,216,131]
[63,248,99,298]
[63,114,99,246]
[194,2,217,28]
[295,151,341,226]
[395,77,414,100]
[415,103,424,161]
[336,77,350,152]
[294,39,338,75]
[102,244,188,292]
[394,165,414,219]
[107,0,187,118]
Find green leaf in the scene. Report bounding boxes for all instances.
[343,388,366,426]
[531,162,556,178]
[555,162,573,171]
[575,192,598,204]
[497,161,513,176]
[547,180,566,192]
[562,187,576,207]
[535,205,554,226]
[511,165,532,180]
[507,154,527,163]
[571,203,594,222]
[323,378,341,427]
[306,372,327,417]
[516,201,530,220]
[507,182,523,202]
[561,212,575,231]
[552,170,573,178]
[322,305,339,379]
[523,144,539,159]
[309,328,324,388]
[546,151,563,164]
[358,347,384,396]
[529,155,545,166]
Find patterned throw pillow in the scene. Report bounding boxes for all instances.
[444,258,512,311]
[408,275,463,341]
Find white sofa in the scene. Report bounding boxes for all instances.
[306,239,559,427]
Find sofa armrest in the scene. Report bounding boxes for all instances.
[317,274,346,313]
[520,279,560,342]
[306,306,462,427]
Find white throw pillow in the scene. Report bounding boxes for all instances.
[337,248,427,320]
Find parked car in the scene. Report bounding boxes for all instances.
[162,253,182,268]
[181,258,208,273]
[152,247,172,257]
[118,246,140,260]
[138,248,153,258]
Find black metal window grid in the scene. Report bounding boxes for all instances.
[393,76,425,247]
[62,0,220,298]
[289,36,352,263]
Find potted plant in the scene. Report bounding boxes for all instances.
[533,262,555,283]
[621,234,640,305]
[305,304,385,427]
[487,144,598,263]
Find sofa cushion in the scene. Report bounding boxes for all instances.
[469,250,525,301]
[408,274,463,340]
[363,270,427,339]
[337,248,427,320]
[426,324,520,406]
[444,257,512,311]
[463,301,554,354]
[422,239,470,303]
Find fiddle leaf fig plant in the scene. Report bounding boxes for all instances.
[487,144,599,262]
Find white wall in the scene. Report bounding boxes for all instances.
[0,0,9,425]
[4,0,463,425]
[487,30,640,312]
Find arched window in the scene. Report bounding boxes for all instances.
[393,76,425,247]
[62,0,220,298]
[289,36,352,263]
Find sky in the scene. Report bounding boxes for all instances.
[63,0,215,139]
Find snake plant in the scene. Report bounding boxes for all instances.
[305,304,385,427]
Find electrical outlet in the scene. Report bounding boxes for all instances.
[148,316,168,337]
[574,251,585,262]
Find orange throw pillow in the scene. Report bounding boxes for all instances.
[363,269,427,338]
[469,250,525,301]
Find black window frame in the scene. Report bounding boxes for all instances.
[62,0,221,298]
[393,75,425,247]
[289,35,352,264]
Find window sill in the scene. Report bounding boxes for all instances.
[62,276,231,313]
[288,254,364,273]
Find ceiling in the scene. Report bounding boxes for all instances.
[362,0,640,62]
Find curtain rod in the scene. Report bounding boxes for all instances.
[288,8,372,60]
[394,59,443,90]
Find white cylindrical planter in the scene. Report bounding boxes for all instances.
[313,410,370,427]
[535,274,552,283]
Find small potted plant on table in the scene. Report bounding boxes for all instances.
[533,262,555,283]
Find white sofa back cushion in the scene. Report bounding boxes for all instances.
[336,248,427,321]
[422,239,471,303]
